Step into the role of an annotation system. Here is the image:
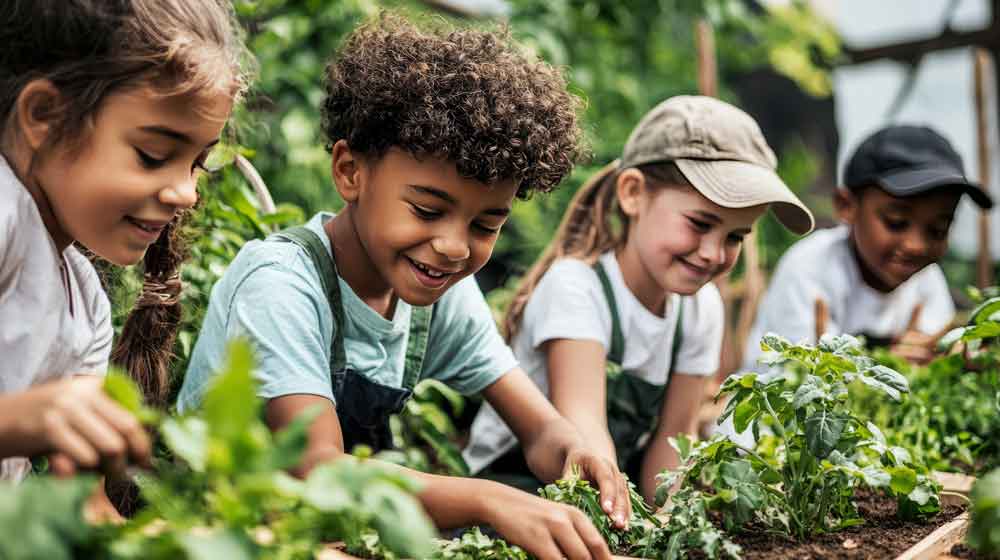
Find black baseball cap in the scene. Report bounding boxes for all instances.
[843,125,993,209]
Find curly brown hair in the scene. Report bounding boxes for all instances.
[321,14,586,198]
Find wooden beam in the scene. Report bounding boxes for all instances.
[845,28,1000,65]
[974,48,994,288]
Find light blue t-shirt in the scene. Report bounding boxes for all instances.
[178,212,517,412]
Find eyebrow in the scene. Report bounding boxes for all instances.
[139,125,220,149]
[408,184,511,217]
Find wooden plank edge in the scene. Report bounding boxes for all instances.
[894,512,970,560]
[933,471,976,507]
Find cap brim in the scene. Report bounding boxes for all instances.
[676,159,815,235]
[877,168,994,209]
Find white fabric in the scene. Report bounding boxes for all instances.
[741,225,955,374]
[464,251,724,473]
[0,155,112,481]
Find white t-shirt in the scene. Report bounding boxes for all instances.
[741,225,955,374]
[463,251,724,473]
[0,155,112,481]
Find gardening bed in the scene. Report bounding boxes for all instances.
[681,493,968,560]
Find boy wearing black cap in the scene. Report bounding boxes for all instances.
[742,124,993,368]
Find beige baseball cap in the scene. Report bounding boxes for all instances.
[621,95,814,235]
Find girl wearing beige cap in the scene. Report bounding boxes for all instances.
[463,95,814,504]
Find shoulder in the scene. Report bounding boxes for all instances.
[539,257,602,292]
[769,227,852,292]
[681,282,723,333]
[64,248,111,324]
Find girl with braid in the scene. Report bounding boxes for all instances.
[0,0,248,482]
[464,96,815,504]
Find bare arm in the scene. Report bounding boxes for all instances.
[544,339,617,466]
[484,365,629,527]
[639,373,707,504]
[264,393,613,560]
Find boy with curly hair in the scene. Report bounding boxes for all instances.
[179,16,625,560]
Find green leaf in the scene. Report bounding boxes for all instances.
[761,333,791,352]
[969,296,1000,324]
[792,376,827,408]
[888,466,917,495]
[733,399,761,433]
[161,416,209,471]
[178,529,256,560]
[202,340,260,441]
[858,365,909,401]
[717,459,767,526]
[804,409,847,459]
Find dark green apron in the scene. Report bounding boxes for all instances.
[594,261,684,476]
[272,226,432,453]
[481,260,684,489]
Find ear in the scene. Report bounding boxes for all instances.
[330,139,366,204]
[833,188,858,225]
[615,168,646,217]
[14,79,62,151]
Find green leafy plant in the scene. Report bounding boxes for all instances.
[968,467,1000,555]
[539,469,740,559]
[4,340,435,560]
[671,333,940,541]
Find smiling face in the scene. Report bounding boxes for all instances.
[330,143,518,309]
[21,85,232,265]
[616,170,765,312]
[836,186,960,292]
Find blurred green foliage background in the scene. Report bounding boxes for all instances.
[106,0,842,398]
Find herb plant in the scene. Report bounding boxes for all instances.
[671,333,940,541]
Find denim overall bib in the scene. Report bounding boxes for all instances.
[272,226,432,453]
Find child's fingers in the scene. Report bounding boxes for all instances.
[48,452,78,478]
[93,396,152,467]
[555,509,610,560]
[904,303,924,333]
[44,412,99,469]
[65,403,129,465]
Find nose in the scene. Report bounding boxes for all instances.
[431,229,470,262]
[697,234,727,268]
[160,174,199,209]
[900,229,930,256]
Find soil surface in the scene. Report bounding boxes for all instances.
[950,543,995,559]
[695,492,966,560]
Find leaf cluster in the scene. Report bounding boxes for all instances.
[0,340,437,560]
[670,333,940,541]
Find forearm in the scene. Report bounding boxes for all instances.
[0,384,53,458]
[521,416,587,482]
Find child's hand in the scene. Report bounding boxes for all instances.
[479,481,612,560]
[891,305,951,366]
[563,448,631,529]
[31,376,151,477]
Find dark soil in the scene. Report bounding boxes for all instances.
[950,543,997,559]
[714,493,966,560]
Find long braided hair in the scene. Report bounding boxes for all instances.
[503,160,691,341]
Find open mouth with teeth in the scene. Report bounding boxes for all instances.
[408,257,449,278]
[126,217,162,233]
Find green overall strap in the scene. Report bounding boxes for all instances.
[666,296,684,374]
[401,305,432,391]
[272,226,347,373]
[593,261,625,366]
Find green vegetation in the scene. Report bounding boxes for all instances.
[671,334,939,541]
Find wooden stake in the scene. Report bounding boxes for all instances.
[974,48,994,288]
[696,20,718,98]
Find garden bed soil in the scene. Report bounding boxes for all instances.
[692,493,967,560]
